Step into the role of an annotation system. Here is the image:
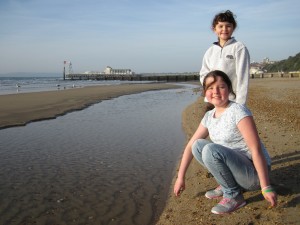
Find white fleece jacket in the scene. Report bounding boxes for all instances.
[200,38,250,105]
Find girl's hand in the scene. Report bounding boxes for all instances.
[174,178,185,197]
[263,191,277,207]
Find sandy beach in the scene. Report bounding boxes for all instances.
[0,83,178,129]
[1,79,299,224]
[156,78,300,225]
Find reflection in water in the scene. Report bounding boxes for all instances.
[0,85,199,225]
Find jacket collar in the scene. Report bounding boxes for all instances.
[213,37,236,47]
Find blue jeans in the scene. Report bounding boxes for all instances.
[192,139,260,198]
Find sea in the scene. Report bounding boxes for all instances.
[0,76,200,225]
[0,76,152,95]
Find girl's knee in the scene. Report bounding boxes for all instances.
[202,145,212,161]
[202,143,223,162]
[191,141,199,157]
[191,139,209,157]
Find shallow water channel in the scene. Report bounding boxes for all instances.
[0,84,199,225]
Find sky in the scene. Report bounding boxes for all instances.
[0,0,300,75]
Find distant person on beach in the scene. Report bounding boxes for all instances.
[200,10,250,110]
[173,70,277,214]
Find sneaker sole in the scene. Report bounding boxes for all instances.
[205,193,222,199]
[211,201,247,215]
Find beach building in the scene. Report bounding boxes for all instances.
[250,62,264,75]
[104,66,134,75]
[81,66,135,76]
[263,57,276,64]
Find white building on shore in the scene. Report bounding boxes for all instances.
[250,57,277,75]
[250,63,264,75]
[262,57,276,64]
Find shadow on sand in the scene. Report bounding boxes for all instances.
[247,150,300,208]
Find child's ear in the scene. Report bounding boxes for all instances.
[213,28,218,35]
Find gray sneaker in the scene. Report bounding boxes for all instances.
[211,194,246,214]
[205,185,223,199]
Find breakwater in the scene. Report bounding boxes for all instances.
[65,72,300,81]
[65,73,200,81]
[251,72,300,78]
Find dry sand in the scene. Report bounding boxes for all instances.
[156,78,300,225]
[0,83,178,129]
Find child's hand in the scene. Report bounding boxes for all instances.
[174,178,185,197]
[263,191,277,207]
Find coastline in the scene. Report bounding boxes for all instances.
[0,83,178,129]
[156,78,300,225]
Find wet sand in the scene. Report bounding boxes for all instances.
[0,83,178,129]
[156,78,300,225]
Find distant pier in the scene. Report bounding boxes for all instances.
[65,71,300,82]
[65,72,200,82]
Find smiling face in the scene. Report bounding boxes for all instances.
[205,75,230,108]
[213,21,234,46]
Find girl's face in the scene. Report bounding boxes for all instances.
[205,76,230,108]
[213,21,234,45]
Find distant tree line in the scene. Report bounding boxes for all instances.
[262,52,300,72]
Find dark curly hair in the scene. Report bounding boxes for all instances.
[212,10,237,30]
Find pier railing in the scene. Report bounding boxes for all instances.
[251,72,300,78]
[66,73,200,82]
[65,72,300,81]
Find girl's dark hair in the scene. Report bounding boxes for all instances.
[212,10,237,30]
[202,70,236,99]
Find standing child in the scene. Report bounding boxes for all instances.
[200,10,250,106]
[174,70,277,214]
